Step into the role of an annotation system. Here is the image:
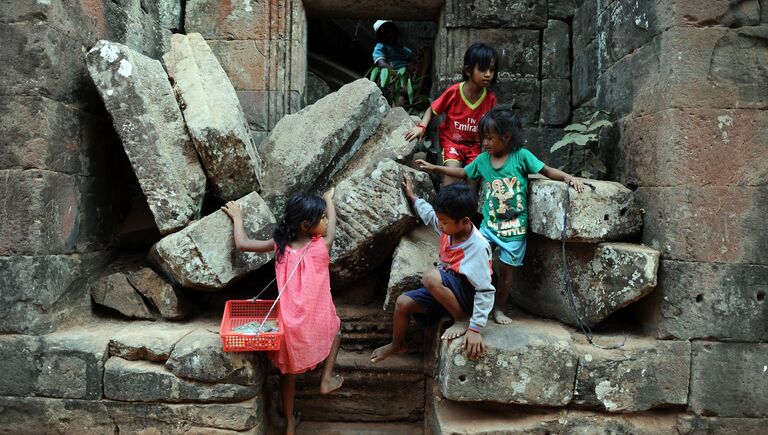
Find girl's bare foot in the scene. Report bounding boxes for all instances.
[320,373,344,395]
[492,309,513,325]
[441,321,468,340]
[284,411,300,435]
[370,342,407,363]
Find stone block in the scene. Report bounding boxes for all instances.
[637,260,768,341]
[126,267,190,320]
[207,39,269,91]
[35,326,117,399]
[572,0,597,53]
[573,336,690,412]
[150,192,275,290]
[164,33,263,200]
[186,0,304,41]
[677,416,768,435]
[104,357,259,403]
[611,108,768,188]
[259,78,389,211]
[597,0,657,71]
[490,78,541,126]
[0,253,109,335]
[540,78,571,125]
[543,20,570,79]
[596,36,656,119]
[109,321,195,362]
[0,169,113,256]
[306,70,332,105]
[85,40,206,234]
[0,397,111,435]
[237,90,303,131]
[689,342,768,417]
[384,225,440,312]
[434,28,540,82]
[437,319,577,405]
[444,0,548,28]
[90,272,155,320]
[548,0,577,19]
[166,329,265,386]
[330,161,436,286]
[0,335,38,396]
[572,39,598,106]
[636,186,767,265]
[529,178,642,242]
[522,126,571,169]
[513,236,659,327]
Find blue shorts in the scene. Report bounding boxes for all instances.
[479,226,527,266]
[404,270,476,327]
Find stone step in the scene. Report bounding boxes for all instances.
[297,421,423,435]
[336,303,423,351]
[268,349,425,423]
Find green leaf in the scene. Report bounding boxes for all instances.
[581,170,594,178]
[550,138,572,153]
[398,66,407,76]
[564,123,587,132]
[590,157,607,173]
[573,133,597,146]
[380,68,389,88]
[407,78,414,104]
[586,119,613,131]
[369,67,379,82]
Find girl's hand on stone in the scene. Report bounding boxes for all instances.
[404,126,425,142]
[323,187,335,201]
[221,201,243,221]
[413,159,435,173]
[565,176,584,193]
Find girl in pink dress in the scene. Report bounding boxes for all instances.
[222,189,343,435]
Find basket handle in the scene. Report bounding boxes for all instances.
[255,246,310,334]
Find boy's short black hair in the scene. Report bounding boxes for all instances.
[434,183,477,221]
[375,21,398,43]
[462,42,499,85]
[479,104,525,152]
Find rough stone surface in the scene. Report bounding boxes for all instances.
[166,329,265,386]
[528,178,643,242]
[572,39,598,106]
[104,357,259,403]
[689,342,768,417]
[186,0,304,41]
[163,33,263,200]
[259,79,389,211]
[491,78,541,126]
[306,71,332,105]
[0,396,264,434]
[384,225,440,312]
[637,260,768,341]
[0,253,109,335]
[85,40,206,234]
[513,236,659,327]
[437,319,577,405]
[330,160,436,287]
[109,321,195,362]
[443,0,548,28]
[0,335,38,396]
[573,336,690,412]
[543,20,570,79]
[677,415,768,435]
[89,272,155,320]
[150,192,275,290]
[303,0,442,19]
[548,0,577,19]
[540,78,571,125]
[127,267,190,320]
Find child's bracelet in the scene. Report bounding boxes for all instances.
[416,124,426,132]
[467,326,481,333]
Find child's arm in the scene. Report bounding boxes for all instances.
[414,159,468,180]
[323,188,337,250]
[404,110,433,142]
[460,242,496,360]
[221,202,274,253]
[538,165,585,193]
[403,174,440,234]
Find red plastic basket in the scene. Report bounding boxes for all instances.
[220,299,283,352]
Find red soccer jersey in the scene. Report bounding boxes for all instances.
[431,82,497,147]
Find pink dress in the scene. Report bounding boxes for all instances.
[268,235,341,374]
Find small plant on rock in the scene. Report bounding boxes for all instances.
[550,111,613,179]
[365,66,430,114]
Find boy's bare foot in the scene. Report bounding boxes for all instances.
[319,373,344,395]
[441,321,468,340]
[492,309,513,325]
[370,342,407,363]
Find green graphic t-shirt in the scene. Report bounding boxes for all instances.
[464,148,545,241]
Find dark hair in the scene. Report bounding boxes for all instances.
[273,192,326,263]
[479,104,525,153]
[462,42,499,85]
[375,21,398,44]
[434,183,477,221]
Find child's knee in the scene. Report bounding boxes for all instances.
[421,269,442,289]
[395,294,417,312]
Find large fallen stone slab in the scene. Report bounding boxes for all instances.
[163,33,263,200]
[89,272,155,320]
[329,160,436,287]
[573,335,691,412]
[437,318,577,405]
[126,267,190,320]
[166,329,264,386]
[0,335,39,396]
[259,78,389,211]
[512,236,659,328]
[528,178,642,242]
[104,357,259,403]
[85,40,206,234]
[149,192,275,290]
[384,225,440,312]
[109,321,197,362]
